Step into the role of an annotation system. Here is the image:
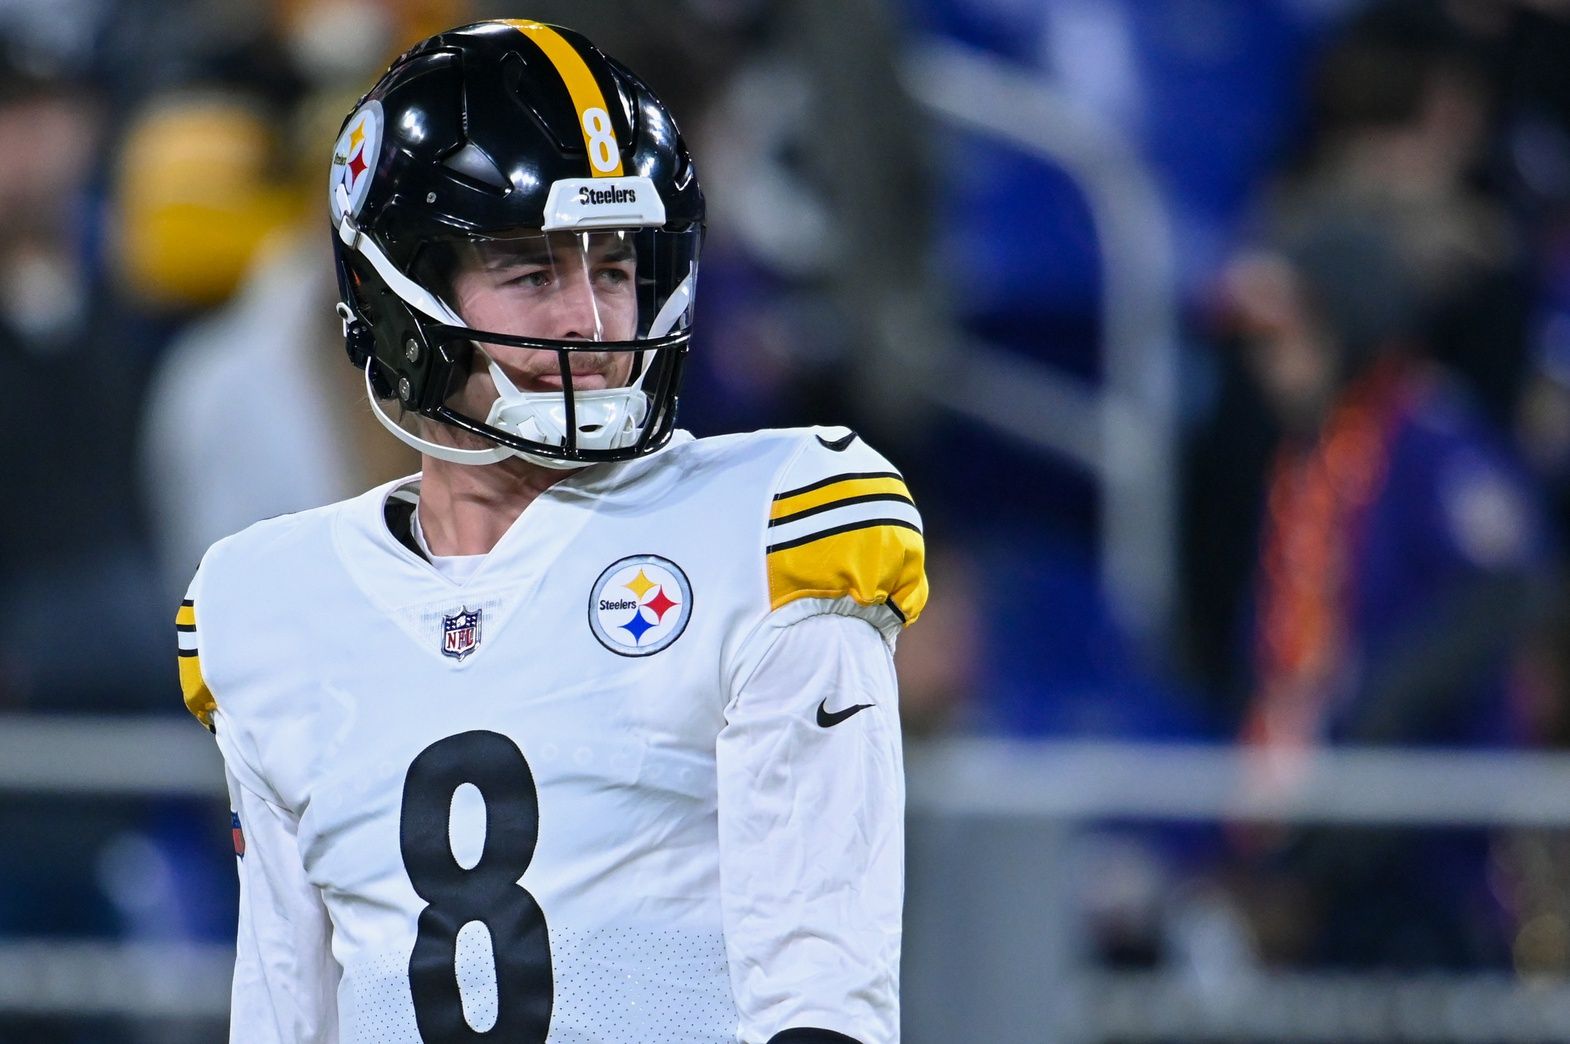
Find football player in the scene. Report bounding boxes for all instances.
[176,20,925,1044]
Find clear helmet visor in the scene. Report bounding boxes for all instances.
[437,228,645,343]
[387,225,699,466]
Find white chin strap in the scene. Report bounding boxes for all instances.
[340,183,695,469]
[364,362,512,466]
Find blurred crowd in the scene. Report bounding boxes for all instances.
[12,0,1570,1035]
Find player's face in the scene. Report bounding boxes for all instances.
[447,231,639,405]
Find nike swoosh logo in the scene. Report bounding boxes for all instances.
[816,431,858,452]
[817,698,873,727]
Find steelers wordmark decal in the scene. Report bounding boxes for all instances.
[589,555,692,656]
[329,100,383,222]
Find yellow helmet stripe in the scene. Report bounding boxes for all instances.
[499,20,626,177]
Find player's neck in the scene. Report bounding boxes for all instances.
[416,453,574,556]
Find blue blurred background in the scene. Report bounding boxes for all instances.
[10,0,1570,1039]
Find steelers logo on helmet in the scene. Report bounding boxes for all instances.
[589,555,692,656]
[329,100,383,223]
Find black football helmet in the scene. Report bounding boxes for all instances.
[329,20,704,467]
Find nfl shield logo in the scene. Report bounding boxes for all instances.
[442,606,482,661]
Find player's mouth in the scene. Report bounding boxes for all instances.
[530,370,612,392]
[493,355,618,394]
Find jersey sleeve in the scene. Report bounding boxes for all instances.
[182,557,337,1038]
[717,612,904,1044]
[763,428,927,640]
[225,766,341,1043]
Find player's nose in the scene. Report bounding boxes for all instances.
[550,268,604,341]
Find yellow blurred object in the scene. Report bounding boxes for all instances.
[114,96,300,310]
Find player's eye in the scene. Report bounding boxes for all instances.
[594,265,633,288]
[503,269,552,289]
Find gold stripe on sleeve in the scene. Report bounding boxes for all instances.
[770,474,912,523]
[179,649,216,731]
[767,520,927,625]
[175,600,214,730]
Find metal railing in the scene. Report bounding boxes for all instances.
[902,40,1181,646]
[903,738,1570,1043]
[7,716,1570,1039]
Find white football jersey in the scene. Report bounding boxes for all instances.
[178,427,926,1044]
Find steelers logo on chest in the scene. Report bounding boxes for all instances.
[588,555,693,656]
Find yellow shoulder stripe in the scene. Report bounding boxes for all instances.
[498,20,625,177]
[770,472,912,523]
[175,599,215,731]
[767,520,927,624]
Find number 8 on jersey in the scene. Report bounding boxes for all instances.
[400,731,554,1041]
